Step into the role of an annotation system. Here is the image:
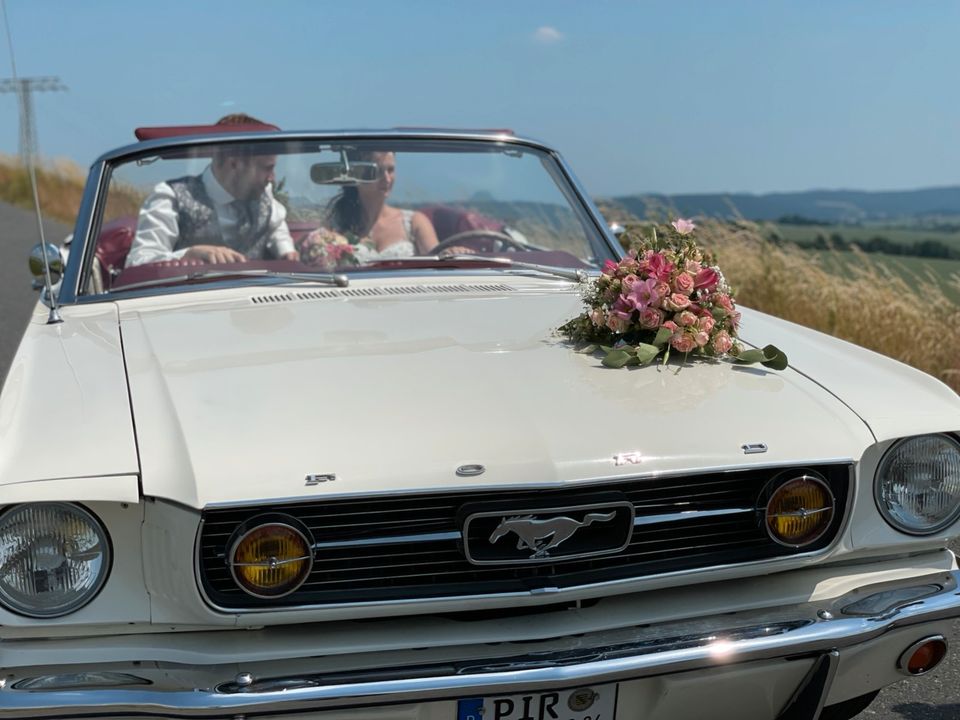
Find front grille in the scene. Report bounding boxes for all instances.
[198,464,851,610]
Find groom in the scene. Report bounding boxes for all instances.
[125,114,299,267]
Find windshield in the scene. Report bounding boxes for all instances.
[84,137,614,295]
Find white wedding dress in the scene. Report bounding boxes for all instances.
[352,210,418,262]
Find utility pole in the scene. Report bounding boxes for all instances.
[0,75,67,164]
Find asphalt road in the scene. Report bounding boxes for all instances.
[0,202,957,718]
[0,200,70,384]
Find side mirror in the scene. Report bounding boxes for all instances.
[29,243,65,288]
[608,222,625,238]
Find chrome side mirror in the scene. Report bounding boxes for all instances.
[29,243,65,287]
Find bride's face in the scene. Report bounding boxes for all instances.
[358,152,396,206]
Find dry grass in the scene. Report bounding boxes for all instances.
[0,155,144,226]
[0,155,88,225]
[622,218,960,393]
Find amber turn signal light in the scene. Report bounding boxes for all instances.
[764,475,835,547]
[229,521,313,598]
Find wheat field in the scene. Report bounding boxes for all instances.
[630,219,960,394]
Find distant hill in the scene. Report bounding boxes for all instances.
[608,186,960,224]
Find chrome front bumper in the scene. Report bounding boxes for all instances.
[2,569,959,719]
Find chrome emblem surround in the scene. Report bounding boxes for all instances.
[463,501,635,565]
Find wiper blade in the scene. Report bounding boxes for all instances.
[112,268,350,293]
[370,255,590,283]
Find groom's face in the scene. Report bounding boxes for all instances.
[227,155,277,201]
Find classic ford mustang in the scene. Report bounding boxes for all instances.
[2,126,960,720]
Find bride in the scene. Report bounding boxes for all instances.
[323,150,438,260]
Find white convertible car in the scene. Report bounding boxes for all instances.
[2,127,960,720]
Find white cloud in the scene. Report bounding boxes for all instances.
[533,26,564,44]
[219,100,236,107]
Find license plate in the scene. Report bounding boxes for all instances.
[457,684,617,720]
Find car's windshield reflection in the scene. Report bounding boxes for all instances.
[90,137,613,295]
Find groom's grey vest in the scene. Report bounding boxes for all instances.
[167,175,275,258]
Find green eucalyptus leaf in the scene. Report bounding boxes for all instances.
[653,327,673,347]
[602,348,633,368]
[733,348,765,364]
[761,345,789,371]
[634,343,661,365]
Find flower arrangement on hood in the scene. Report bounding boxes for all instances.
[298,228,361,270]
[559,219,787,370]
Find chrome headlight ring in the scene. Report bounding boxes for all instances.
[874,434,960,536]
[0,502,112,618]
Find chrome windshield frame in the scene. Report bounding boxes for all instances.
[58,129,622,305]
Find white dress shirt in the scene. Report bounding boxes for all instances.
[125,165,295,267]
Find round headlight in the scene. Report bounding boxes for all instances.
[875,434,960,535]
[764,474,835,547]
[229,519,313,598]
[0,503,111,617]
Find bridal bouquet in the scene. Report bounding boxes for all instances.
[298,228,361,270]
[559,219,787,370]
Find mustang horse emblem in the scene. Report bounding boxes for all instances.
[488,512,617,559]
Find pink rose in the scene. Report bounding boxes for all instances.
[618,257,639,274]
[621,273,640,290]
[589,308,606,327]
[697,315,716,333]
[678,310,698,327]
[606,312,631,334]
[671,333,698,353]
[694,267,719,292]
[673,272,695,296]
[671,218,696,235]
[662,293,692,311]
[712,330,733,354]
[654,281,671,301]
[694,331,710,347]
[662,320,679,333]
[685,259,702,274]
[715,293,735,312]
[602,259,618,276]
[638,307,664,329]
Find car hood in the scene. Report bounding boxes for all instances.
[119,279,883,508]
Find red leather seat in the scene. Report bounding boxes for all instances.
[95,216,138,281]
[418,205,504,241]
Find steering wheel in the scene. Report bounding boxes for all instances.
[431,229,529,255]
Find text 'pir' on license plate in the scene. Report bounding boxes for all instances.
[457,685,617,720]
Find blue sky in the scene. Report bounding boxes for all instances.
[0,0,957,197]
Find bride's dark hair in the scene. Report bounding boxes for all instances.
[326,150,375,236]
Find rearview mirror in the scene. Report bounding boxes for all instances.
[310,161,380,185]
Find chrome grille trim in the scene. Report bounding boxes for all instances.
[197,463,852,612]
[284,509,757,552]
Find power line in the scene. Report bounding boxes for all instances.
[0,76,68,164]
